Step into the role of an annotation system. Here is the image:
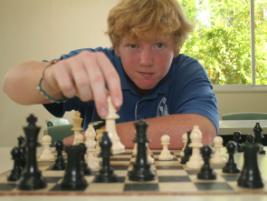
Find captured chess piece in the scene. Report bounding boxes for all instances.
[237,135,264,189]
[197,145,216,180]
[60,145,88,190]
[95,131,118,182]
[222,141,240,173]
[128,120,155,181]
[7,147,23,181]
[253,122,265,155]
[18,114,47,190]
[51,140,65,170]
[233,131,243,152]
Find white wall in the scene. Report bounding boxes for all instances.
[0,0,266,147]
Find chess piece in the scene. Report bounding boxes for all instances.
[238,135,264,188]
[39,131,55,161]
[147,143,155,164]
[222,141,240,173]
[105,96,125,154]
[180,132,188,157]
[158,134,174,160]
[17,136,26,168]
[211,136,227,167]
[95,131,118,182]
[128,120,155,181]
[18,114,47,190]
[253,123,265,154]
[51,140,65,170]
[186,125,203,170]
[61,145,88,190]
[85,123,100,171]
[197,145,216,180]
[233,131,243,152]
[180,131,192,164]
[79,143,92,175]
[7,147,22,181]
[72,111,84,145]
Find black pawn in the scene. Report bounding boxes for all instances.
[238,136,264,189]
[128,120,155,181]
[253,123,265,155]
[60,145,88,190]
[95,131,118,182]
[222,141,240,173]
[18,114,47,190]
[51,140,65,170]
[79,143,91,175]
[233,131,243,152]
[17,136,26,168]
[180,131,192,164]
[7,147,22,181]
[197,145,216,180]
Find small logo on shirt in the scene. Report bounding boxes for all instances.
[157,97,169,116]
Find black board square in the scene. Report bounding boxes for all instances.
[50,183,87,191]
[222,174,239,181]
[0,183,17,191]
[156,165,182,170]
[124,183,159,191]
[93,176,125,183]
[44,176,62,183]
[158,176,191,182]
[195,182,233,191]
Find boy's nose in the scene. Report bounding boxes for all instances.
[140,48,153,66]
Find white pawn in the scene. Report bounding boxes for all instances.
[147,144,154,164]
[85,123,100,171]
[158,134,174,160]
[186,125,203,170]
[180,132,188,157]
[211,136,227,167]
[72,111,84,145]
[39,131,55,161]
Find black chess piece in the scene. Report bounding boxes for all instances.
[197,145,216,180]
[51,140,65,170]
[237,135,264,189]
[253,123,265,155]
[233,131,243,152]
[7,147,22,181]
[18,114,47,190]
[79,143,92,175]
[17,136,26,168]
[180,131,192,164]
[128,120,155,181]
[222,141,240,173]
[60,145,88,190]
[95,131,118,182]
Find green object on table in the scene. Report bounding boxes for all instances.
[46,118,73,143]
[222,113,267,120]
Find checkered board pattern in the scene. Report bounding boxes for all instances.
[0,150,266,195]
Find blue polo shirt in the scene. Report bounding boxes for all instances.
[44,47,219,131]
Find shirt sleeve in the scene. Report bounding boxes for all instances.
[171,57,219,131]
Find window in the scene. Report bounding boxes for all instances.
[180,0,267,86]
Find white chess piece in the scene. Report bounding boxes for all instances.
[180,132,188,157]
[39,131,55,161]
[72,111,84,145]
[105,96,125,154]
[85,123,100,171]
[186,125,203,170]
[147,144,154,164]
[158,134,174,160]
[211,136,227,167]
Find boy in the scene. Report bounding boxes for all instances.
[3,0,218,149]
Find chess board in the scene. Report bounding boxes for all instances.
[0,150,266,196]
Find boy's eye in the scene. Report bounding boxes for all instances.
[127,44,138,48]
[154,43,165,49]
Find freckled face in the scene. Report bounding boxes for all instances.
[116,36,175,90]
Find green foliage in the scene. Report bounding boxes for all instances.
[180,0,267,85]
